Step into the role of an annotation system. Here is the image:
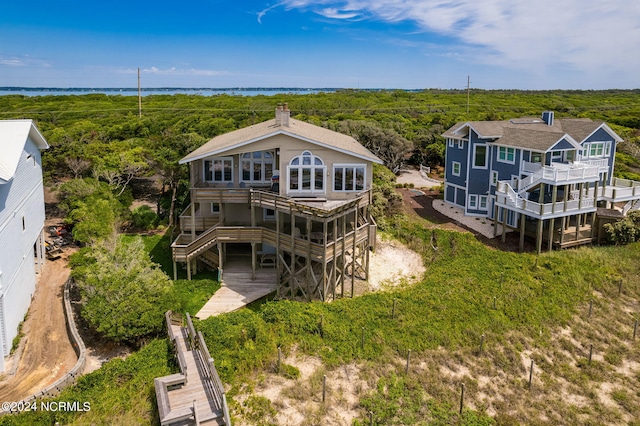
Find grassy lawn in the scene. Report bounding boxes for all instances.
[6,218,640,425]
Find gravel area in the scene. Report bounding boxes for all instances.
[431,199,512,239]
[396,168,442,188]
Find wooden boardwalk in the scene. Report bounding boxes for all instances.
[155,312,231,426]
[196,259,277,319]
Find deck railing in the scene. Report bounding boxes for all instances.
[172,223,372,264]
[517,162,600,193]
[496,181,596,218]
[598,177,640,202]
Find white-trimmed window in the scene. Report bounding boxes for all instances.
[583,141,612,159]
[531,152,543,163]
[497,147,515,164]
[458,140,463,150]
[469,194,478,209]
[473,144,488,169]
[334,164,366,192]
[287,150,325,194]
[211,203,220,214]
[241,151,274,183]
[479,196,488,211]
[204,157,233,183]
[452,161,461,177]
[551,150,562,162]
[491,170,499,186]
[448,139,454,148]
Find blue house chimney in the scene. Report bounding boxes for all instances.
[542,111,554,126]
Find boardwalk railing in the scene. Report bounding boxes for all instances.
[184,312,231,425]
[156,310,231,425]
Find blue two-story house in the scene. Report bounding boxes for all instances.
[443,112,640,252]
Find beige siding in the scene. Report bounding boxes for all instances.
[193,134,373,201]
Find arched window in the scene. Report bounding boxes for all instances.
[287,150,325,194]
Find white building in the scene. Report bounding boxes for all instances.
[0,120,49,372]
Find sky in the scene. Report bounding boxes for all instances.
[1,0,639,90]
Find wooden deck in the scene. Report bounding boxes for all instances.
[155,312,230,426]
[196,258,277,319]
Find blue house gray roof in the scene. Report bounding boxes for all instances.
[443,116,622,152]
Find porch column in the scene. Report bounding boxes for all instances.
[548,218,555,252]
[306,216,312,301]
[190,188,196,240]
[590,211,597,241]
[187,256,192,280]
[276,209,281,298]
[501,209,507,243]
[559,216,566,246]
[578,183,584,210]
[351,211,357,298]
[173,261,177,281]
[493,205,499,237]
[341,214,347,298]
[332,217,338,300]
[563,184,569,212]
[575,214,581,241]
[519,213,526,252]
[551,186,558,214]
[290,208,296,297]
[321,220,328,300]
[536,219,544,254]
[251,199,256,281]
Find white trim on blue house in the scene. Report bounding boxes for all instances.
[472,144,489,169]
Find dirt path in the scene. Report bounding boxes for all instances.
[0,251,78,400]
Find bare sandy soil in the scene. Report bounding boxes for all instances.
[0,246,77,400]
[0,186,130,401]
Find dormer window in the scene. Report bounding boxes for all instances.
[287,151,325,194]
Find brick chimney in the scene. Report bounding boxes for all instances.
[275,103,290,127]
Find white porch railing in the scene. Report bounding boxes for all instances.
[522,161,543,174]
[496,181,596,218]
[581,158,609,169]
[598,177,640,202]
[517,161,600,194]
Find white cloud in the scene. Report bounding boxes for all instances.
[0,55,51,68]
[276,0,640,78]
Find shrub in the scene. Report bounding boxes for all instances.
[71,236,173,342]
[130,205,159,230]
[604,211,640,244]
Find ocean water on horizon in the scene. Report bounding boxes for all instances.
[0,87,338,97]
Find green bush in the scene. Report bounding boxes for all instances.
[604,211,640,244]
[71,236,173,342]
[130,205,159,230]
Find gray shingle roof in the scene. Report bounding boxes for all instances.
[443,115,619,152]
[181,117,383,164]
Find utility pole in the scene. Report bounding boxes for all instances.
[138,68,142,118]
[466,75,471,114]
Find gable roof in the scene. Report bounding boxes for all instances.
[180,117,383,165]
[442,115,622,152]
[0,120,49,184]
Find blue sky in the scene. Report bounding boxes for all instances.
[1,0,639,89]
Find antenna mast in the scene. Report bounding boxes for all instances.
[466,75,470,114]
[138,68,142,118]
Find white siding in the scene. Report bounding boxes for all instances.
[0,137,46,370]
